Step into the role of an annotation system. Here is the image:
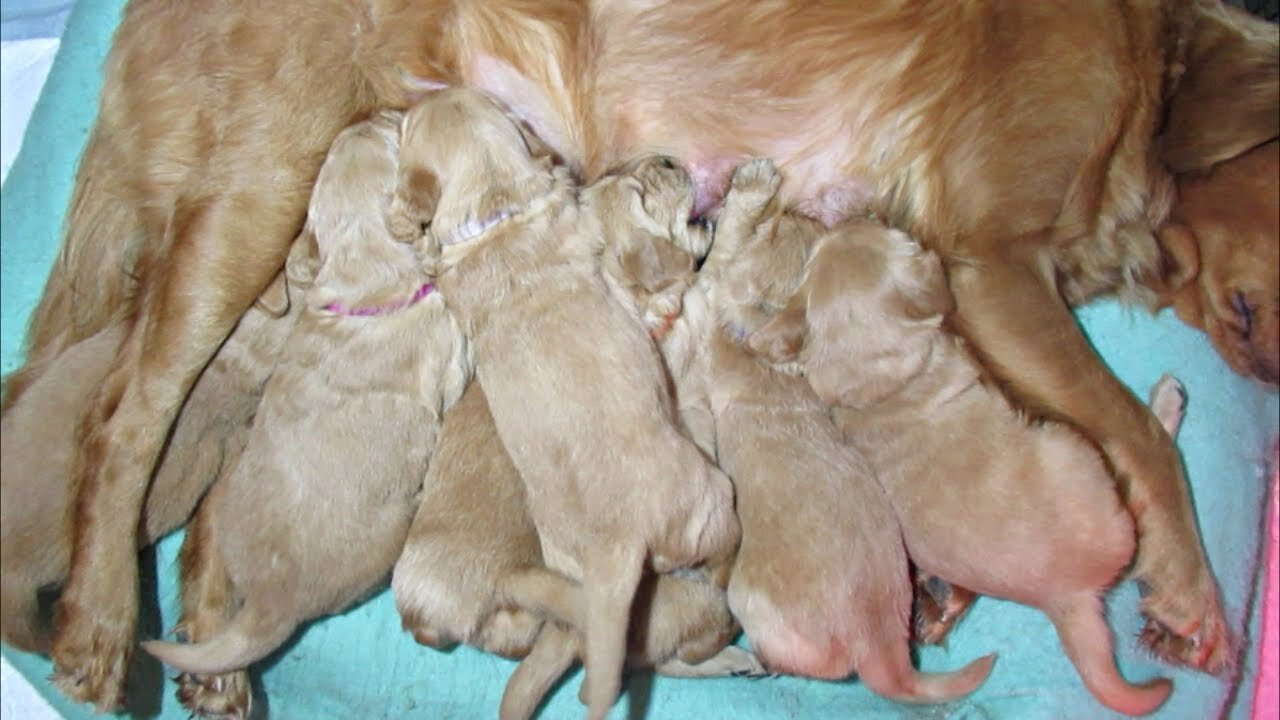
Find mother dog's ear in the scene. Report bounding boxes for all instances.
[1161,3,1279,174]
[1151,223,1202,306]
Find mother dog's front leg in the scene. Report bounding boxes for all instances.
[49,198,297,711]
[946,247,1229,675]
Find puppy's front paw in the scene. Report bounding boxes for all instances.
[175,670,253,720]
[728,158,781,197]
[1138,584,1231,675]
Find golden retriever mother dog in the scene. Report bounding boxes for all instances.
[2,0,1274,710]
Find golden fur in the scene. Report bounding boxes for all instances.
[401,89,740,720]
[2,1,1274,708]
[749,221,1180,716]
[141,114,471,702]
[0,270,300,657]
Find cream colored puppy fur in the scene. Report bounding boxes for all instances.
[142,111,470,682]
[749,220,1173,717]
[689,160,993,701]
[392,382,758,720]
[394,89,740,720]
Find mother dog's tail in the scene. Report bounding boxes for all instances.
[3,127,141,410]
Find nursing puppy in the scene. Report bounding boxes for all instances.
[397,88,740,720]
[749,222,1173,716]
[692,160,994,701]
[392,380,576,660]
[0,269,299,655]
[143,112,471,684]
[394,383,757,720]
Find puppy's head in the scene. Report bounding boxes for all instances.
[594,155,705,333]
[392,88,561,256]
[597,154,701,254]
[305,112,429,306]
[710,211,822,338]
[1156,139,1279,386]
[748,220,953,408]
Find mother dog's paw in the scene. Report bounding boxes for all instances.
[176,670,253,720]
[49,617,132,712]
[1138,584,1232,675]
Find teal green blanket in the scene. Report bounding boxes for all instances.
[2,1,1277,717]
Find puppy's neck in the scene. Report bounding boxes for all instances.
[901,332,984,410]
[438,166,574,248]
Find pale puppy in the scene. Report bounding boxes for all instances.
[142,112,471,711]
[394,88,740,720]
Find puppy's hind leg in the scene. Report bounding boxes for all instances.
[170,482,252,720]
[581,543,647,720]
[500,623,579,720]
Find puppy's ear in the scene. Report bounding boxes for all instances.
[884,229,953,321]
[388,166,441,243]
[747,299,808,364]
[254,269,291,317]
[513,117,561,169]
[1162,5,1279,173]
[285,227,321,289]
[901,249,955,322]
[1151,223,1202,306]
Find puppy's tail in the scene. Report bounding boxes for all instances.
[1051,594,1171,717]
[4,126,140,410]
[141,599,296,675]
[581,543,646,720]
[858,643,995,704]
[500,622,579,720]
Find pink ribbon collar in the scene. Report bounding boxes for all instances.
[322,282,436,317]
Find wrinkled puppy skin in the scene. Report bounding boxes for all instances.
[411,89,740,720]
[143,112,472,708]
[749,220,1173,716]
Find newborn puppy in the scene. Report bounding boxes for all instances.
[694,160,992,701]
[143,111,471,682]
[748,220,1172,716]
[398,88,740,720]
[0,268,299,655]
[393,382,756,720]
[914,372,1192,648]
[392,380,577,660]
